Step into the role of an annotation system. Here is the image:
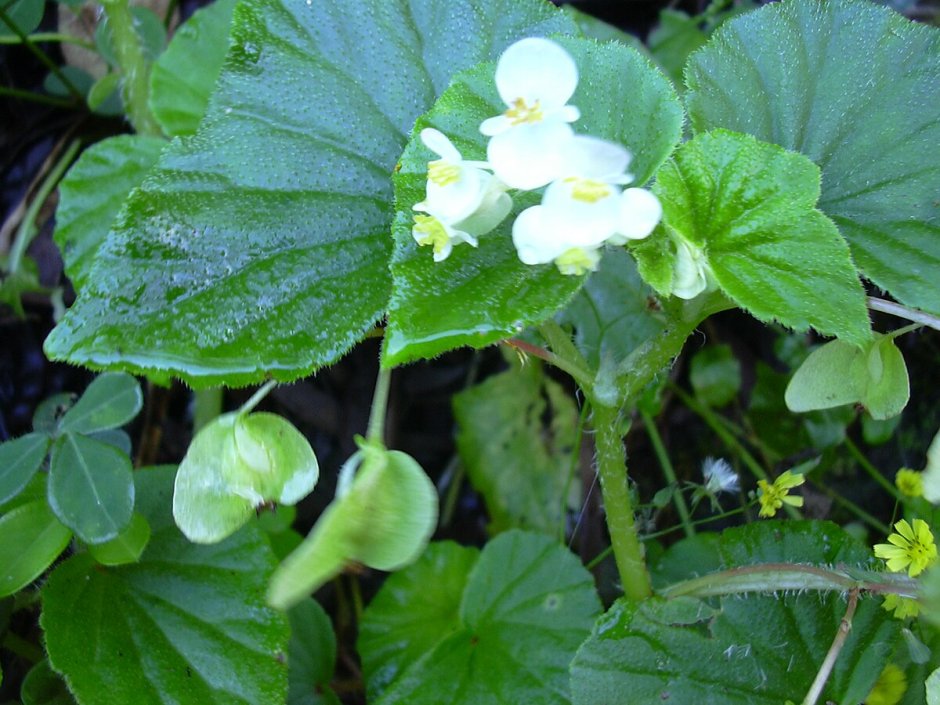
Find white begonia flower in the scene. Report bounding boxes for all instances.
[672,238,712,299]
[480,37,582,190]
[510,206,602,277]
[411,128,512,262]
[609,188,664,244]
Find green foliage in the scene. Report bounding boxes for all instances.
[786,335,910,420]
[58,371,143,434]
[287,599,340,705]
[54,136,166,291]
[638,129,870,343]
[572,522,899,704]
[44,0,577,387]
[685,0,940,315]
[0,0,44,37]
[172,411,319,544]
[0,499,72,598]
[20,660,75,705]
[359,532,601,705]
[41,466,290,705]
[384,36,683,365]
[268,441,437,610]
[0,432,49,504]
[689,344,741,407]
[149,0,239,137]
[452,363,578,534]
[86,512,151,566]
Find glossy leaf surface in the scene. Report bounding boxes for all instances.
[86,512,151,566]
[45,0,576,387]
[42,466,289,705]
[287,598,340,705]
[685,0,940,315]
[385,36,683,365]
[0,432,49,505]
[363,531,601,705]
[0,500,72,598]
[48,432,134,544]
[173,411,319,543]
[571,521,898,704]
[643,130,870,343]
[54,136,166,291]
[58,371,143,434]
[149,0,238,137]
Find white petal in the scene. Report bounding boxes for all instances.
[420,128,461,162]
[558,135,632,181]
[541,178,621,246]
[487,120,574,190]
[512,206,564,264]
[455,187,512,237]
[615,188,663,241]
[424,165,485,222]
[495,38,578,110]
[480,115,511,136]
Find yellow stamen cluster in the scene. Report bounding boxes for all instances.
[565,177,612,204]
[412,215,449,256]
[428,160,461,187]
[505,97,543,125]
[895,468,923,498]
[555,247,599,276]
[873,518,938,577]
[757,470,805,518]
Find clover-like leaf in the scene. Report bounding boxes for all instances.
[384,36,683,365]
[58,371,142,434]
[685,0,940,315]
[45,0,577,387]
[638,130,870,344]
[0,500,72,598]
[173,411,319,544]
[267,441,437,610]
[0,432,50,505]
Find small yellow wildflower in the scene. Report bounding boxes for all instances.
[881,593,920,620]
[873,519,938,577]
[895,468,923,498]
[757,470,805,518]
[865,663,907,705]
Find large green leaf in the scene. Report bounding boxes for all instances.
[384,36,683,365]
[641,130,870,343]
[48,432,134,544]
[53,135,166,291]
[684,0,940,315]
[149,0,238,137]
[287,598,340,705]
[0,500,72,598]
[452,363,578,534]
[42,466,289,705]
[44,0,577,387]
[363,531,601,705]
[358,542,479,702]
[571,522,899,705]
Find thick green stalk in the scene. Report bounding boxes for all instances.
[591,402,651,600]
[100,0,161,136]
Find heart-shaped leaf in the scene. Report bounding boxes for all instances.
[48,432,134,544]
[267,441,437,610]
[44,0,577,387]
[384,36,683,365]
[173,411,319,544]
[684,0,940,315]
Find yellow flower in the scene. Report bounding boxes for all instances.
[865,663,907,705]
[757,470,805,518]
[895,468,923,498]
[873,519,938,577]
[881,593,920,620]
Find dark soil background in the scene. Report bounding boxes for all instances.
[2,1,940,703]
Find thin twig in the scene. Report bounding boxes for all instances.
[868,296,940,332]
[801,588,859,705]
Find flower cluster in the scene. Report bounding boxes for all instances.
[895,468,924,498]
[756,470,805,518]
[873,518,937,620]
[411,37,662,276]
